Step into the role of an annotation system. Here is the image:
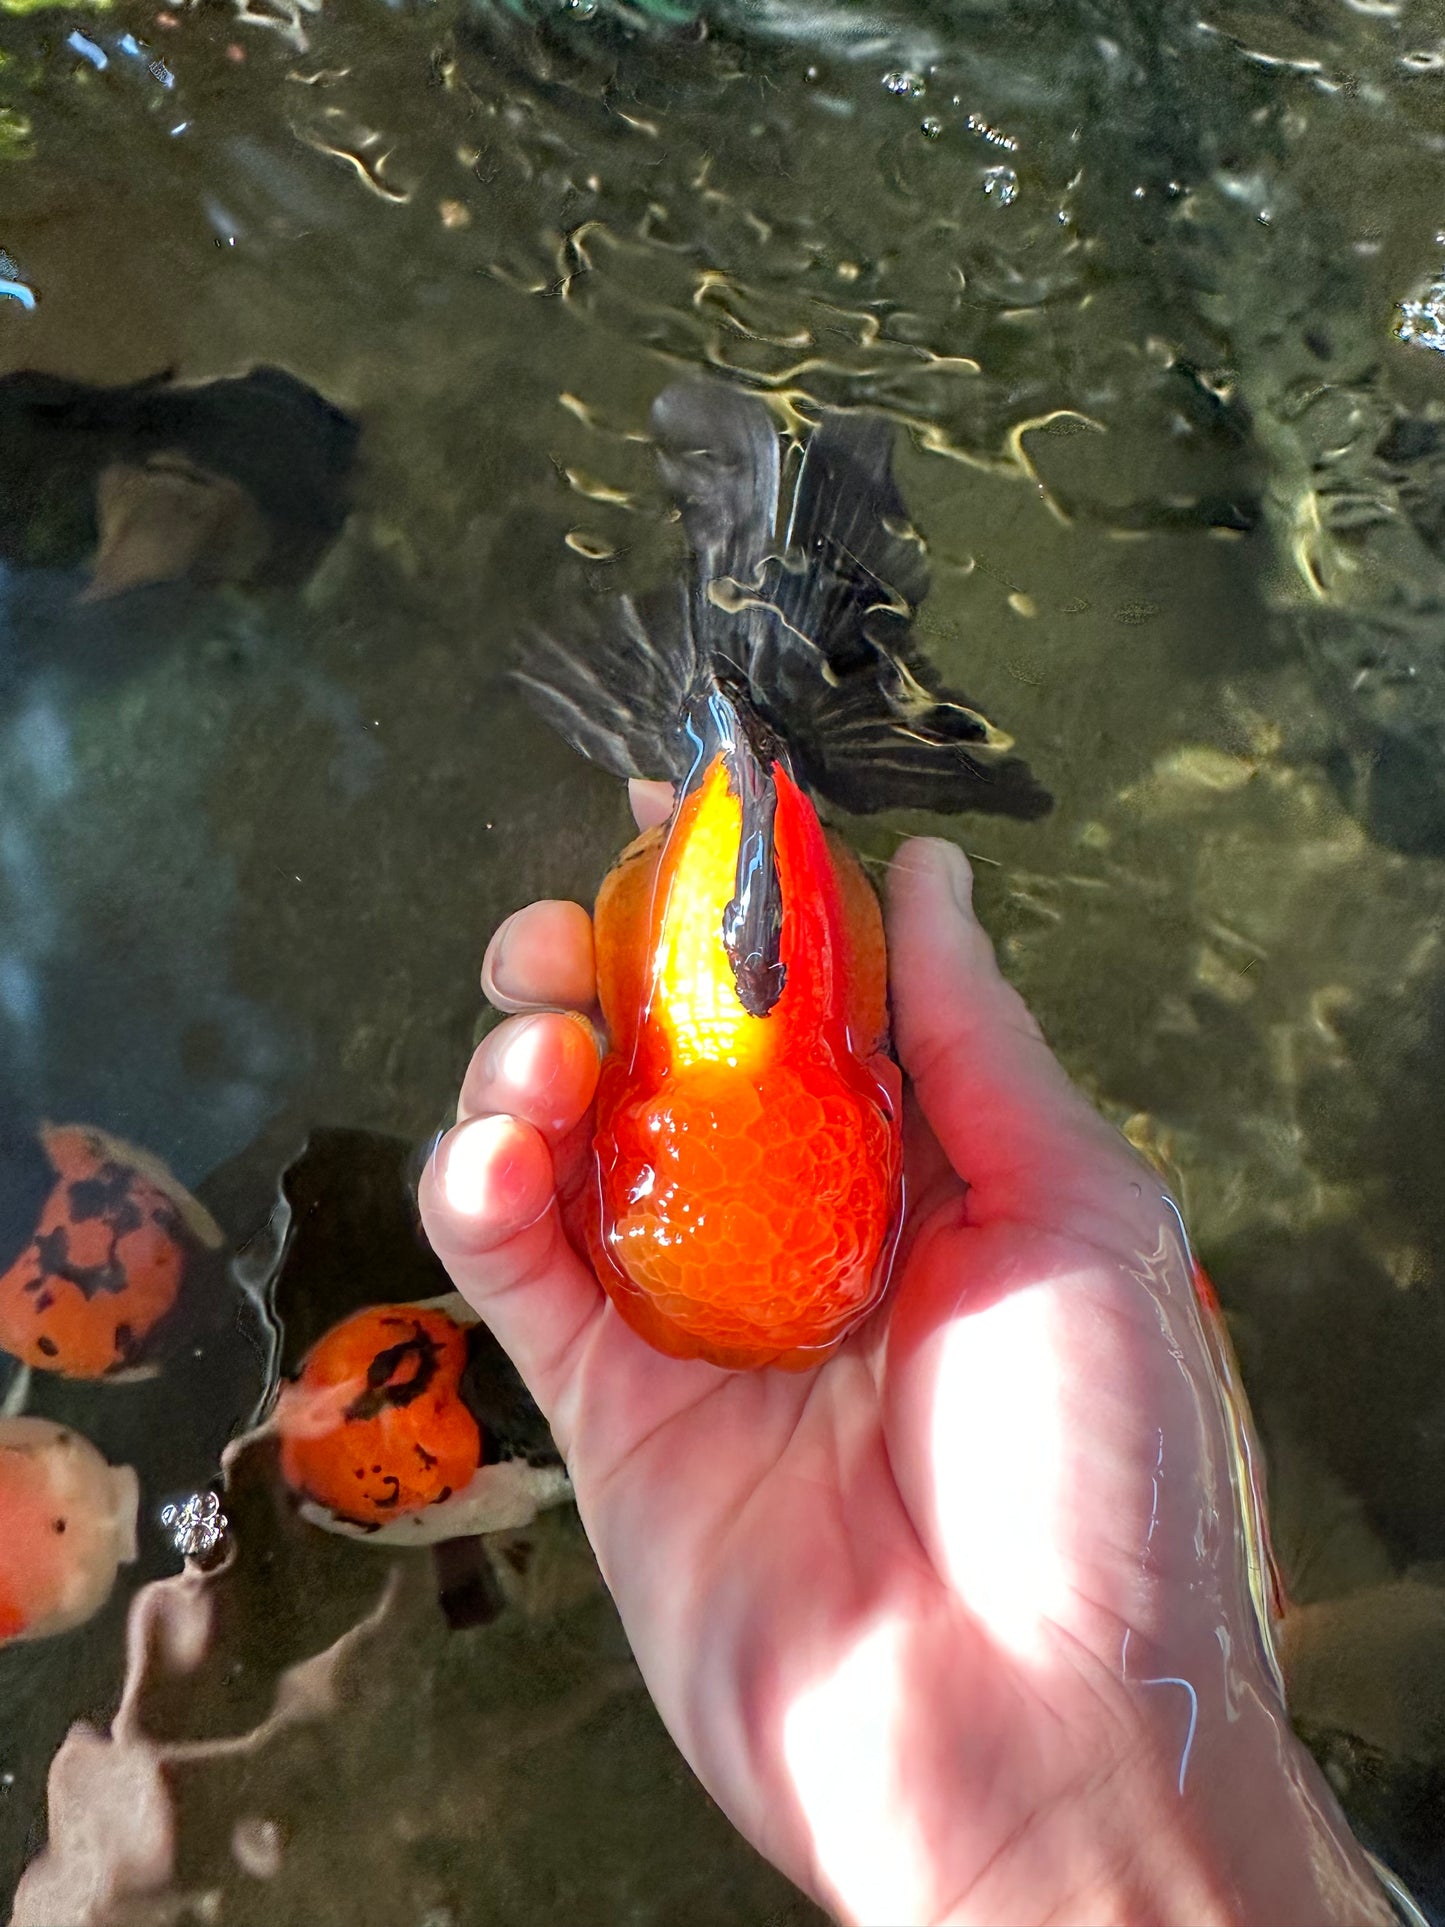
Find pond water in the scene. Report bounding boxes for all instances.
[2,0,1445,1916]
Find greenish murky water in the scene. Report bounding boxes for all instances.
[2,0,1445,1916]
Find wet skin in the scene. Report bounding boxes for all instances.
[420,789,1393,1927]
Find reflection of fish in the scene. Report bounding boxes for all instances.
[0,1417,138,1645]
[519,379,1048,1370]
[0,364,357,599]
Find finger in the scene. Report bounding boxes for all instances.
[628,779,674,831]
[421,1115,736,1475]
[482,900,595,1013]
[419,1115,603,1447]
[457,1010,600,1137]
[885,838,1153,1241]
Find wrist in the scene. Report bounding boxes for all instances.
[941,1710,1396,1927]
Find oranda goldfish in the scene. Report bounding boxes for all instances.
[520,380,1048,1370]
[275,1298,571,1543]
[0,1417,138,1645]
[0,1123,223,1379]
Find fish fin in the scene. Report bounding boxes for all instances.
[770,409,931,669]
[516,378,1050,818]
[0,366,174,433]
[431,1535,506,1631]
[132,367,358,583]
[649,377,781,605]
[513,376,776,782]
[793,676,1054,818]
[751,407,1051,817]
[514,585,699,783]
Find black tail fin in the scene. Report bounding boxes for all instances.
[650,376,780,597]
[516,379,1051,819]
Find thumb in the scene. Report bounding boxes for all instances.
[885,837,1153,1241]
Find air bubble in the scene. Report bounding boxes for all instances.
[1398,271,1445,354]
[881,70,925,99]
[983,165,1018,207]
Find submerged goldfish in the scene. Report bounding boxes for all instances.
[520,381,1048,1370]
[275,1298,571,1543]
[0,1123,223,1379]
[0,1417,138,1645]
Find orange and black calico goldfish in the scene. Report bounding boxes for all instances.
[0,1123,222,1379]
[519,380,1049,1369]
[245,1129,570,1551]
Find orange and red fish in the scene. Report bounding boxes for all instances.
[519,380,1048,1369]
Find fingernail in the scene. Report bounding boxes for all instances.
[904,836,972,910]
[939,839,974,912]
[481,913,518,1003]
[562,1007,606,1061]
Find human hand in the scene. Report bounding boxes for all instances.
[419,805,1393,1927]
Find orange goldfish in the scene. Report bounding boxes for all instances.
[277,1303,483,1529]
[0,1418,138,1644]
[520,381,1048,1370]
[274,1298,572,1542]
[0,1123,223,1379]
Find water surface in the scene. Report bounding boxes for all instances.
[2,0,1445,1914]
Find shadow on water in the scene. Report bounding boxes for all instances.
[1,0,1445,1914]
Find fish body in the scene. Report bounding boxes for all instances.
[590,712,901,1368]
[0,1123,221,1379]
[275,1298,572,1543]
[0,1418,138,1644]
[521,379,1048,1370]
